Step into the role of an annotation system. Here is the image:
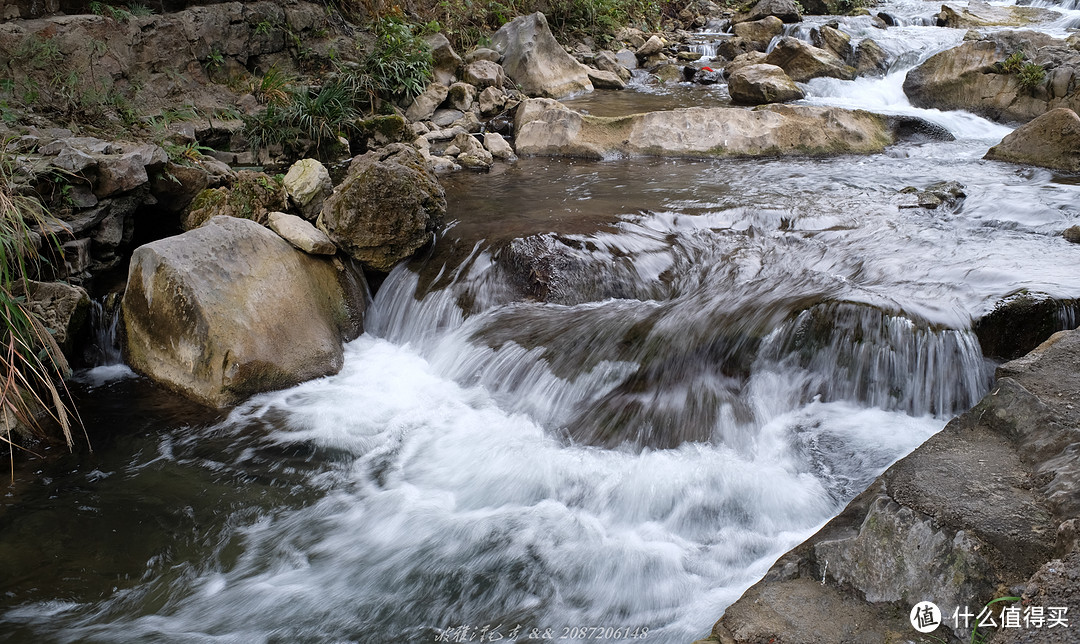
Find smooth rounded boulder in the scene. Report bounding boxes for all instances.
[984,107,1080,172]
[728,64,805,105]
[121,216,367,408]
[318,144,446,272]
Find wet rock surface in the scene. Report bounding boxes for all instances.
[709,327,1080,643]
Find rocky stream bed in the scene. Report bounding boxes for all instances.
[1,0,1080,642]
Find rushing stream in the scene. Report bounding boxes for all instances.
[3,1,1080,643]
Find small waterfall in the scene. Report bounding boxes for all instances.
[688,40,720,60]
[755,303,992,418]
[84,296,123,367]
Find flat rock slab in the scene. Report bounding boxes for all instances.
[515,101,892,159]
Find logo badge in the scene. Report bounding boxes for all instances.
[910,601,941,633]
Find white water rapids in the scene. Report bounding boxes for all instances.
[2,1,1080,643]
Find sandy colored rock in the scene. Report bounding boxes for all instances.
[405,83,450,122]
[491,12,594,98]
[984,107,1080,172]
[936,1,1060,28]
[765,37,856,82]
[268,211,336,255]
[728,64,805,105]
[515,100,892,159]
[122,216,366,408]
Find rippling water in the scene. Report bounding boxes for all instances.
[3,1,1080,642]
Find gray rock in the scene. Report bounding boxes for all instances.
[445,82,477,112]
[267,211,336,255]
[462,59,506,89]
[636,35,665,59]
[728,63,805,105]
[405,83,450,122]
[491,12,594,98]
[764,36,857,82]
[318,144,445,272]
[282,158,332,221]
[587,68,627,90]
[432,108,465,128]
[1065,225,1080,243]
[478,86,507,116]
[425,32,462,86]
[22,280,90,359]
[465,47,501,64]
[593,50,632,82]
[745,0,802,23]
[483,132,517,161]
[615,48,639,70]
[122,216,367,408]
[854,38,890,77]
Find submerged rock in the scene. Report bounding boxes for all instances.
[491,12,594,98]
[936,1,1060,28]
[514,100,892,159]
[318,144,445,272]
[984,108,1080,172]
[122,216,366,408]
[974,291,1079,360]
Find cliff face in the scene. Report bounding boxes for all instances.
[704,328,1080,644]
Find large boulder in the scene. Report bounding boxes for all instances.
[317,144,446,272]
[405,83,450,122]
[743,0,802,23]
[710,327,1080,643]
[728,64,806,105]
[974,291,1080,360]
[935,1,1060,28]
[764,37,856,83]
[903,31,1080,123]
[121,216,367,408]
[282,158,332,221]
[733,16,784,51]
[491,12,594,98]
[984,108,1080,172]
[514,100,892,158]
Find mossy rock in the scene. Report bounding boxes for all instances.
[182,170,287,230]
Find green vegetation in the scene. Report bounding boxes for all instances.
[363,16,433,103]
[0,147,80,462]
[429,0,687,50]
[242,15,431,156]
[995,51,1027,74]
[1016,62,1046,92]
[994,52,1046,93]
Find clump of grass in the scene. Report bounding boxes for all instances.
[363,15,433,104]
[995,51,1026,74]
[251,65,292,106]
[1016,62,1045,92]
[0,146,82,465]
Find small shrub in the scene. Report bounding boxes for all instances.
[995,51,1026,74]
[252,65,292,106]
[1016,62,1045,92]
[363,16,433,104]
[287,83,360,148]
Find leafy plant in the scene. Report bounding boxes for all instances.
[363,15,433,104]
[288,82,360,149]
[205,48,225,71]
[1016,62,1045,92]
[0,145,81,461]
[251,65,293,106]
[969,596,1021,644]
[14,35,62,70]
[996,51,1026,74]
[126,2,153,16]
